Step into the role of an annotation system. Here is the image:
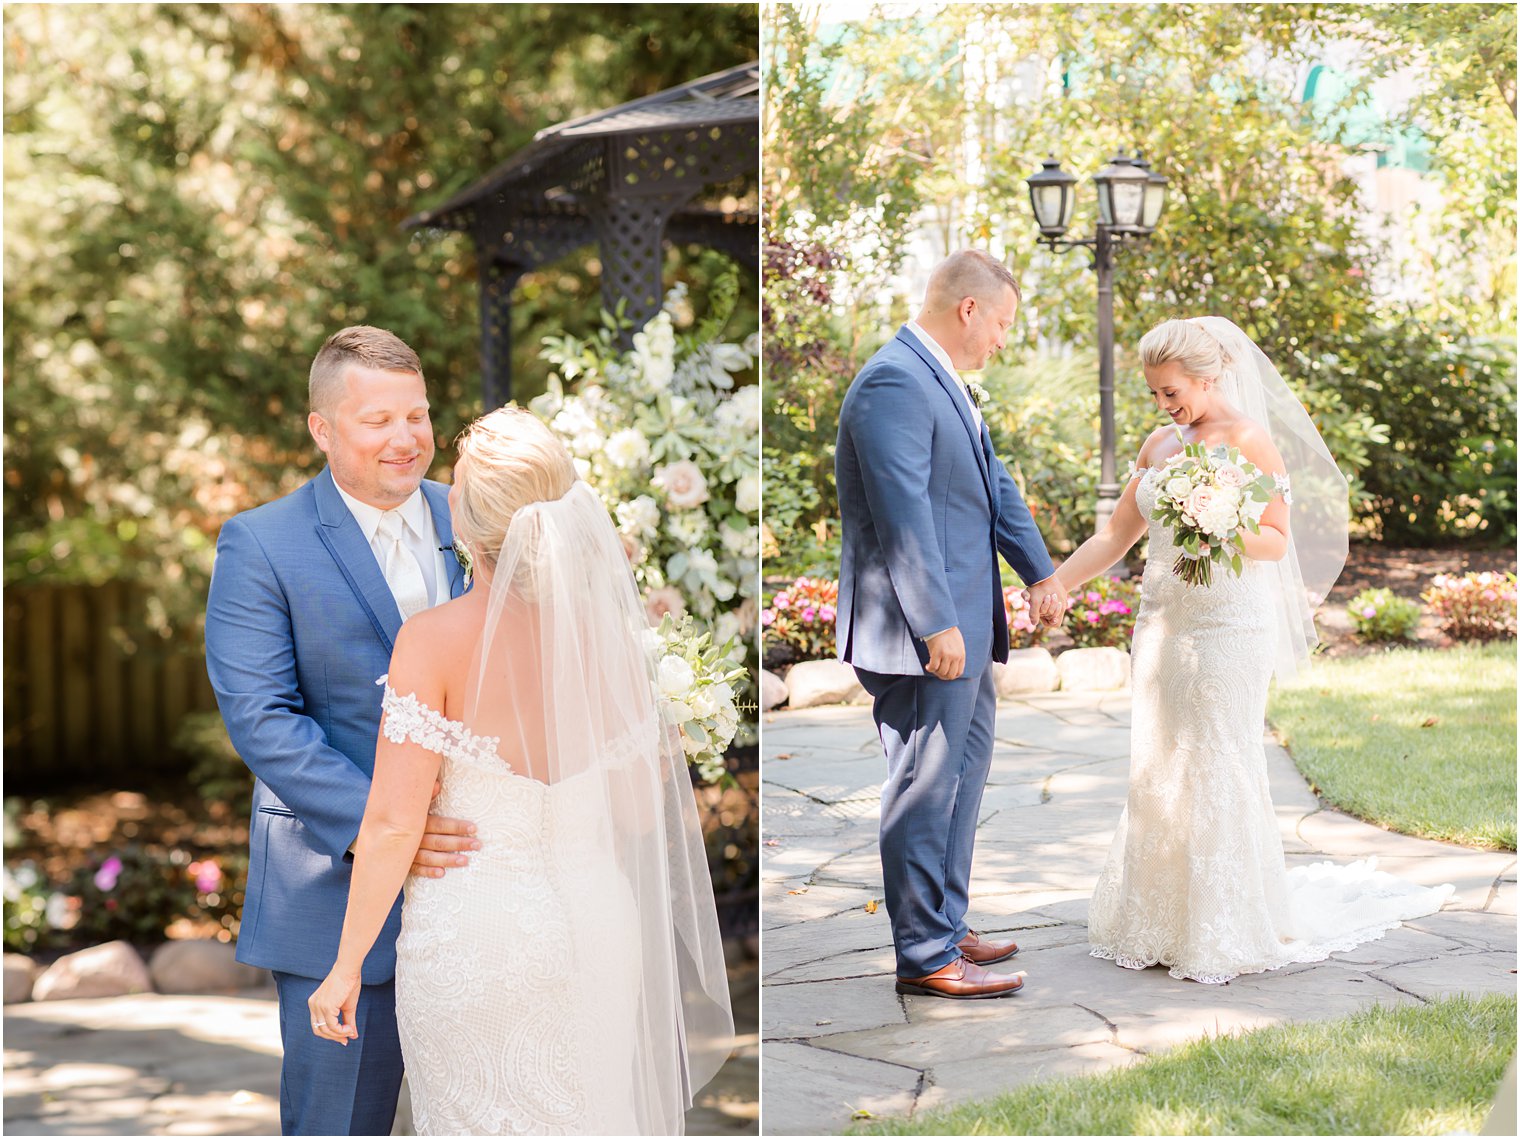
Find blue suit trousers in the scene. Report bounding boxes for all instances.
[273,971,404,1136]
[856,662,998,977]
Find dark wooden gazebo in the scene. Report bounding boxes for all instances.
[404,62,759,407]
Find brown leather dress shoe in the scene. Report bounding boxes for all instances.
[958,929,1020,966]
[895,955,1024,999]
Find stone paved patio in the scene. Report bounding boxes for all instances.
[760,693,1517,1136]
[3,962,758,1136]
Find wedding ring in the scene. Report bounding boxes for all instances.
[313,1020,326,1029]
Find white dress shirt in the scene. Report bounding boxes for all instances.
[333,483,450,609]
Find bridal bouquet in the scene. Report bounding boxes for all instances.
[646,613,749,784]
[1149,437,1278,587]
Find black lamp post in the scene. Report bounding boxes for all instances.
[1026,151,1169,535]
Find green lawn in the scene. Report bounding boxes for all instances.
[1267,642,1517,850]
[857,995,1517,1136]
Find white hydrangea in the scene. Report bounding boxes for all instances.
[605,427,650,470]
[616,494,661,538]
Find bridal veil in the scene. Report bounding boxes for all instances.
[464,470,734,1133]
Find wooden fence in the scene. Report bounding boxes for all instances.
[3,582,219,784]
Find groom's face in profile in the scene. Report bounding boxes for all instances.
[961,285,1018,371]
[309,365,435,508]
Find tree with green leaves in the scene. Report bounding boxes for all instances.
[4,2,758,630]
[762,2,1514,568]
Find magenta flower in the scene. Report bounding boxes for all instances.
[761,610,775,626]
[190,859,222,894]
[1084,612,1100,625]
[773,593,791,609]
[820,605,836,622]
[1360,605,1378,619]
[1086,591,1101,603]
[94,856,123,893]
[801,606,818,622]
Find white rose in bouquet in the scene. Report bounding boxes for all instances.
[1165,475,1192,501]
[653,460,710,509]
[658,653,696,700]
[736,472,761,514]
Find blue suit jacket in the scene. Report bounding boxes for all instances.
[205,467,466,983]
[835,329,1055,676]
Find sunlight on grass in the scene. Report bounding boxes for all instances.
[1268,642,1516,850]
[858,995,1517,1136]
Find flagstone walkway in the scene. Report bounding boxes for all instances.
[760,692,1517,1136]
[3,962,758,1136]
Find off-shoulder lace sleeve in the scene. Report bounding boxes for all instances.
[374,675,505,768]
[1272,472,1293,504]
[1127,460,1151,482]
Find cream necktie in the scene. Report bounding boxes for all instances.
[376,511,430,621]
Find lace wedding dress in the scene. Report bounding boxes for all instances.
[1086,468,1455,984]
[381,681,644,1135]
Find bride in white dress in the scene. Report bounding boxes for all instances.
[307,408,733,1132]
[1051,317,1452,985]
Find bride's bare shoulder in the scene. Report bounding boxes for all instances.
[1137,425,1178,466]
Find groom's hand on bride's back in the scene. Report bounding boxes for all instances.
[409,780,481,879]
[924,627,966,680]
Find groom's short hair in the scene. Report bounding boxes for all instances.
[927,250,1022,310]
[309,326,424,416]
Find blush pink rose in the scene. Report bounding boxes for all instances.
[644,586,687,626]
[1184,485,1218,519]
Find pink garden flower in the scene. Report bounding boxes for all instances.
[94,856,123,893]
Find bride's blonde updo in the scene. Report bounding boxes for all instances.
[1137,319,1232,383]
[452,407,577,572]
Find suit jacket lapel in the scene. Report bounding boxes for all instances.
[313,467,401,653]
[895,329,994,500]
[421,480,467,598]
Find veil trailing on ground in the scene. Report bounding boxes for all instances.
[464,478,733,1133]
[1191,316,1349,680]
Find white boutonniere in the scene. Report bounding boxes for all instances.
[451,540,473,588]
[965,380,990,411]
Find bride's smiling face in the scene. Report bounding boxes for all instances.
[1144,360,1214,427]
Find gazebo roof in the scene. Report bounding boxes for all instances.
[403,62,759,232]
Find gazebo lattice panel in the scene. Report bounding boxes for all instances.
[405,63,759,407]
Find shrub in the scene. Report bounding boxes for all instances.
[65,845,246,947]
[1003,586,1049,650]
[1064,575,1141,650]
[1347,587,1423,642]
[2,860,74,953]
[1422,572,1518,642]
[762,577,837,662]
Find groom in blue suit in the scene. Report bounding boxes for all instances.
[206,326,474,1134]
[836,251,1066,999]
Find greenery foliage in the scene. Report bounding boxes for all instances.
[1347,587,1422,642]
[5,3,758,632]
[763,3,1516,564]
[858,993,1517,1136]
[1269,641,1517,850]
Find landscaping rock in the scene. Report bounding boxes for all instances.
[32,941,152,1002]
[148,939,265,994]
[4,954,38,1004]
[993,647,1060,695]
[785,660,865,709]
[760,668,789,711]
[1056,646,1130,691]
